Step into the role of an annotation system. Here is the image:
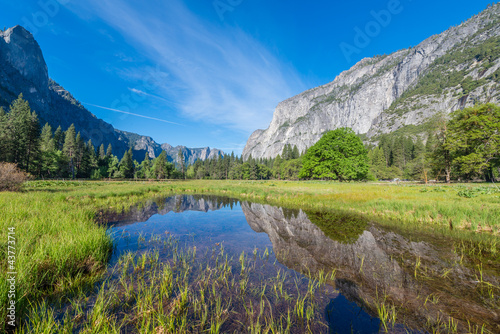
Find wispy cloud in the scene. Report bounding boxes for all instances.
[128,88,174,104]
[82,102,183,126]
[65,0,306,133]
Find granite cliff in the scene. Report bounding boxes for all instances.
[243,4,500,159]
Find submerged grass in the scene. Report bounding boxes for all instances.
[20,239,333,333]
[1,179,499,332]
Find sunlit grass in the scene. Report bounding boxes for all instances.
[1,179,499,331]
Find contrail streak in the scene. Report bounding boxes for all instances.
[82,102,183,126]
[128,88,176,105]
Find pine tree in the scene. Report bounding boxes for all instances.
[371,147,388,179]
[53,126,63,150]
[153,151,171,179]
[0,107,7,162]
[106,143,113,156]
[25,111,40,173]
[39,123,62,177]
[291,145,300,159]
[410,137,428,182]
[282,144,293,160]
[6,94,32,168]
[40,123,54,152]
[249,158,257,180]
[138,153,151,179]
[391,136,405,169]
[99,144,106,159]
[177,149,185,178]
[119,148,135,178]
[78,140,98,178]
[273,154,282,180]
[63,124,77,178]
[74,132,84,173]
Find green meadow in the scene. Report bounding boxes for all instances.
[1,180,499,332]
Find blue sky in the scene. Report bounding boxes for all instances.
[0,0,494,155]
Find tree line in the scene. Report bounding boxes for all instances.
[0,94,181,180]
[1,95,498,182]
[369,104,500,183]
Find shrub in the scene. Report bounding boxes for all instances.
[0,162,29,191]
[457,188,476,198]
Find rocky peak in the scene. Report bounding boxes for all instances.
[0,25,48,95]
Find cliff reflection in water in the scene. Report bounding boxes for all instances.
[104,195,237,227]
[107,196,499,332]
[241,202,500,332]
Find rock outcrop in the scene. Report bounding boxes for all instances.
[243,4,500,159]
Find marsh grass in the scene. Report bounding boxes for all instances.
[20,236,334,333]
[1,179,499,332]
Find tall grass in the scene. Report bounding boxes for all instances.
[19,240,333,333]
[1,179,499,331]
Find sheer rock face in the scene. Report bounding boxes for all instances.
[243,4,500,159]
[0,26,50,111]
[0,26,221,162]
[159,144,224,165]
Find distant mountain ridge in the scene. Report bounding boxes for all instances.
[243,3,500,160]
[0,25,223,164]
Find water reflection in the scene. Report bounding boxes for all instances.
[107,196,499,333]
[241,202,499,332]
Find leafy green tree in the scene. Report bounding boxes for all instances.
[444,103,500,180]
[299,128,369,181]
[239,162,251,180]
[431,129,453,183]
[258,164,272,180]
[108,155,120,178]
[186,165,195,179]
